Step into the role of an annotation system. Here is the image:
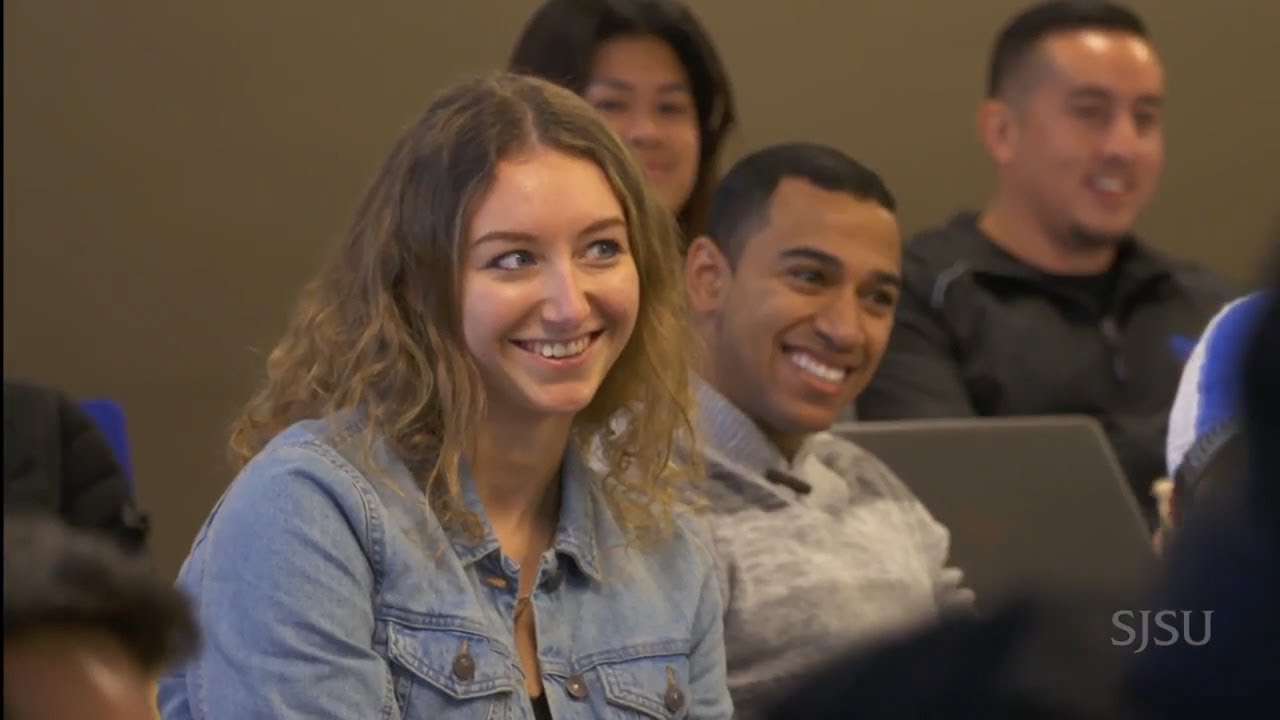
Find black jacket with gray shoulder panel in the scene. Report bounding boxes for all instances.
[858,212,1232,524]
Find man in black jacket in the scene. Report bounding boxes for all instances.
[3,379,148,554]
[858,1,1229,522]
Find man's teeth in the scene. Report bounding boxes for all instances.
[525,336,591,359]
[788,351,846,383]
[1091,176,1127,193]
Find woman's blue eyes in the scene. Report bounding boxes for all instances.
[585,239,622,259]
[488,240,624,270]
[491,251,535,271]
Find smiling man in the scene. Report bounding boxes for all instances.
[858,1,1229,526]
[685,142,972,717]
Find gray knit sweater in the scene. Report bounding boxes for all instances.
[694,381,973,717]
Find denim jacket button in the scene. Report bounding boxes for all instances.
[664,684,685,713]
[565,674,588,700]
[663,664,685,712]
[451,650,476,681]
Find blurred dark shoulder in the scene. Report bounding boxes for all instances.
[3,379,148,554]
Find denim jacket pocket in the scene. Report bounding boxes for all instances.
[386,618,518,718]
[594,644,692,719]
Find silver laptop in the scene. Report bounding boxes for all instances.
[833,415,1157,606]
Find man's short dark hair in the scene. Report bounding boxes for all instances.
[986,1,1148,99]
[704,142,896,265]
[3,513,198,674]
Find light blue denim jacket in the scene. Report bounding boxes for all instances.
[158,417,732,719]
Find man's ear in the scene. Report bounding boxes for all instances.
[977,98,1017,166]
[685,235,732,314]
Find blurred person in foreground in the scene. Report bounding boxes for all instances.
[3,513,198,720]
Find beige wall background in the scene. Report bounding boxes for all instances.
[5,0,1278,577]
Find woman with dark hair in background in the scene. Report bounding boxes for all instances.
[510,0,737,243]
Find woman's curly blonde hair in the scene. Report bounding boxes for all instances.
[229,72,700,543]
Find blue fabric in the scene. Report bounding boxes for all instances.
[1192,293,1272,439]
[78,399,134,493]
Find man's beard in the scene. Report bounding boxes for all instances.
[1063,221,1129,251]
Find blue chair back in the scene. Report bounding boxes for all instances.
[78,398,135,493]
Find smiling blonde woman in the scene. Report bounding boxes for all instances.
[157,73,731,720]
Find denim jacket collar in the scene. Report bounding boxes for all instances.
[448,441,610,583]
